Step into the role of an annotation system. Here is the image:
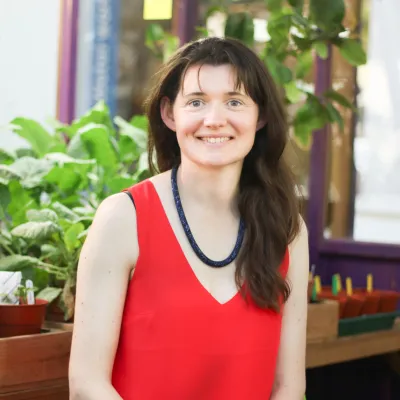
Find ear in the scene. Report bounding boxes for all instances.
[256,115,267,131]
[160,97,176,131]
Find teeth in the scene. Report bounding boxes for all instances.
[201,137,230,143]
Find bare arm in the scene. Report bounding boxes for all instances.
[270,217,309,400]
[69,193,138,399]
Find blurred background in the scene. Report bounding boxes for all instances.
[1,2,400,399]
[1,0,399,245]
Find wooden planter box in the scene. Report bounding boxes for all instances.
[0,322,72,399]
[307,299,339,342]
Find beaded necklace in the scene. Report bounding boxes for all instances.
[171,166,245,268]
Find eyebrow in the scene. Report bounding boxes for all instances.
[183,91,246,98]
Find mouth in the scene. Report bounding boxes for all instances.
[197,136,233,144]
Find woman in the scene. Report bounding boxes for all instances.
[69,37,309,400]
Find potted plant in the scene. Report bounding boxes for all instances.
[0,101,150,322]
[0,280,49,338]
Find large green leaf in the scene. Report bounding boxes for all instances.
[44,152,96,166]
[8,157,54,189]
[325,102,344,132]
[265,0,283,12]
[51,202,80,222]
[130,115,149,133]
[66,131,90,159]
[45,166,82,193]
[40,243,60,258]
[64,222,85,252]
[264,55,293,84]
[0,165,22,184]
[36,286,62,303]
[225,12,254,47]
[107,176,135,194]
[9,118,56,157]
[313,42,329,59]
[0,255,42,271]
[0,184,10,220]
[7,181,37,225]
[145,23,165,55]
[63,101,115,138]
[284,81,304,103]
[288,0,304,11]
[295,50,313,79]
[0,148,16,165]
[267,14,292,51]
[338,38,367,66]
[11,221,61,241]
[27,208,59,223]
[293,97,329,147]
[115,116,147,150]
[323,89,356,110]
[309,0,345,30]
[79,124,118,170]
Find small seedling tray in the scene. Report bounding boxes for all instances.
[339,310,400,337]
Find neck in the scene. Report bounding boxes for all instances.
[176,158,242,212]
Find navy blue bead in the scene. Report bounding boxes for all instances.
[171,166,245,268]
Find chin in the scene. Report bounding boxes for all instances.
[192,155,245,169]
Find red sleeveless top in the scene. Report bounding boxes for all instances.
[112,180,289,400]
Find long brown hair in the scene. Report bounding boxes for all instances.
[144,37,300,311]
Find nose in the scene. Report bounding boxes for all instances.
[203,104,227,129]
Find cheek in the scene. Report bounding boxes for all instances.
[174,112,203,137]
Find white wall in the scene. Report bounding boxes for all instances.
[0,0,61,150]
[354,0,400,243]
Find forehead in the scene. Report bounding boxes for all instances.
[180,64,245,94]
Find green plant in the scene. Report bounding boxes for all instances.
[146,0,366,148]
[0,101,149,319]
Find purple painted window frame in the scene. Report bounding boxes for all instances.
[307,50,400,266]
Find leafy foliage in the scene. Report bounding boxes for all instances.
[0,101,149,319]
[146,0,367,148]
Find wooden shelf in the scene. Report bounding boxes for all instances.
[306,326,400,368]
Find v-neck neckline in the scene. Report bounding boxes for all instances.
[148,179,242,307]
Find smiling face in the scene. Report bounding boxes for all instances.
[160,64,264,169]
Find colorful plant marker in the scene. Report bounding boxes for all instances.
[367,273,373,293]
[346,277,353,296]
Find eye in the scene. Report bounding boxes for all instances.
[188,99,204,108]
[227,99,243,107]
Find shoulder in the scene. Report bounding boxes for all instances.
[86,192,138,266]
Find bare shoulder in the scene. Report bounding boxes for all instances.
[84,192,138,270]
[149,169,172,192]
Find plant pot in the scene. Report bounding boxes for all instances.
[342,294,364,319]
[376,290,400,313]
[0,299,48,338]
[353,288,380,315]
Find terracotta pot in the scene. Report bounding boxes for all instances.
[342,294,364,318]
[0,299,48,338]
[353,289,380,315]
[376,290,400,313]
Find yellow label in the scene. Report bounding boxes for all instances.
[367,274,373,293]
[143,0,173,20]
[346,277,353,296]
[335,274,342,292]
[315,276,321,294]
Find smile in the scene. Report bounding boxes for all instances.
[199,137,232,144]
